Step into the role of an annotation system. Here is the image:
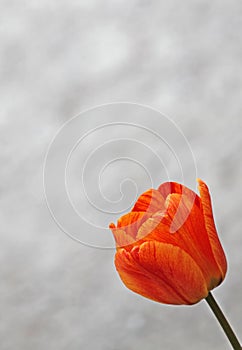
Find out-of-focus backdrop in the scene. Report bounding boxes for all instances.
[1,1,242,349]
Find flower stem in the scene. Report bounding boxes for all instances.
[205,292,241,350]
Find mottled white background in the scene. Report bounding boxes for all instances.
[1,1,242,349]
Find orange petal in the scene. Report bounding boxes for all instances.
[115,247,186,304]
[197,179,227,279]
[132,189,165,213]
[109,226,135,248]
[158,182,184,198]
[137,215,165,240]
[117,211,152,239]
[158,182,201,208]
[115,241,208,305]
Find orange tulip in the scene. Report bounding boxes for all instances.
[109,179,227,305]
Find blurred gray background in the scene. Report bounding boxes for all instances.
[1,1,242,349]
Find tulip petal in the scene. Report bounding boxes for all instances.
[137,241,209,304]
[158,182,183,198]
[115,247,186,304]
[197,179,227,279]
[117,212,152,239]
[132,189,165,213]
[115,241,208,305]
[158,182,201,208]
[109,226,135,248]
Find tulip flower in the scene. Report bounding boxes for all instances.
[109,179,227,305]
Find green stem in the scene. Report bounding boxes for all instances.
[205,292,241,350]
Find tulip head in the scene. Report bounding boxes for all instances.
[109,179,227,305]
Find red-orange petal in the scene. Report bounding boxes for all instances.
[158,182,201,209]
[117,211,152,239]
[115,241,208,305]
[109,225,135,248]
[115,246,186,304]
[197,179,227,279]
[132,189,165,213]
